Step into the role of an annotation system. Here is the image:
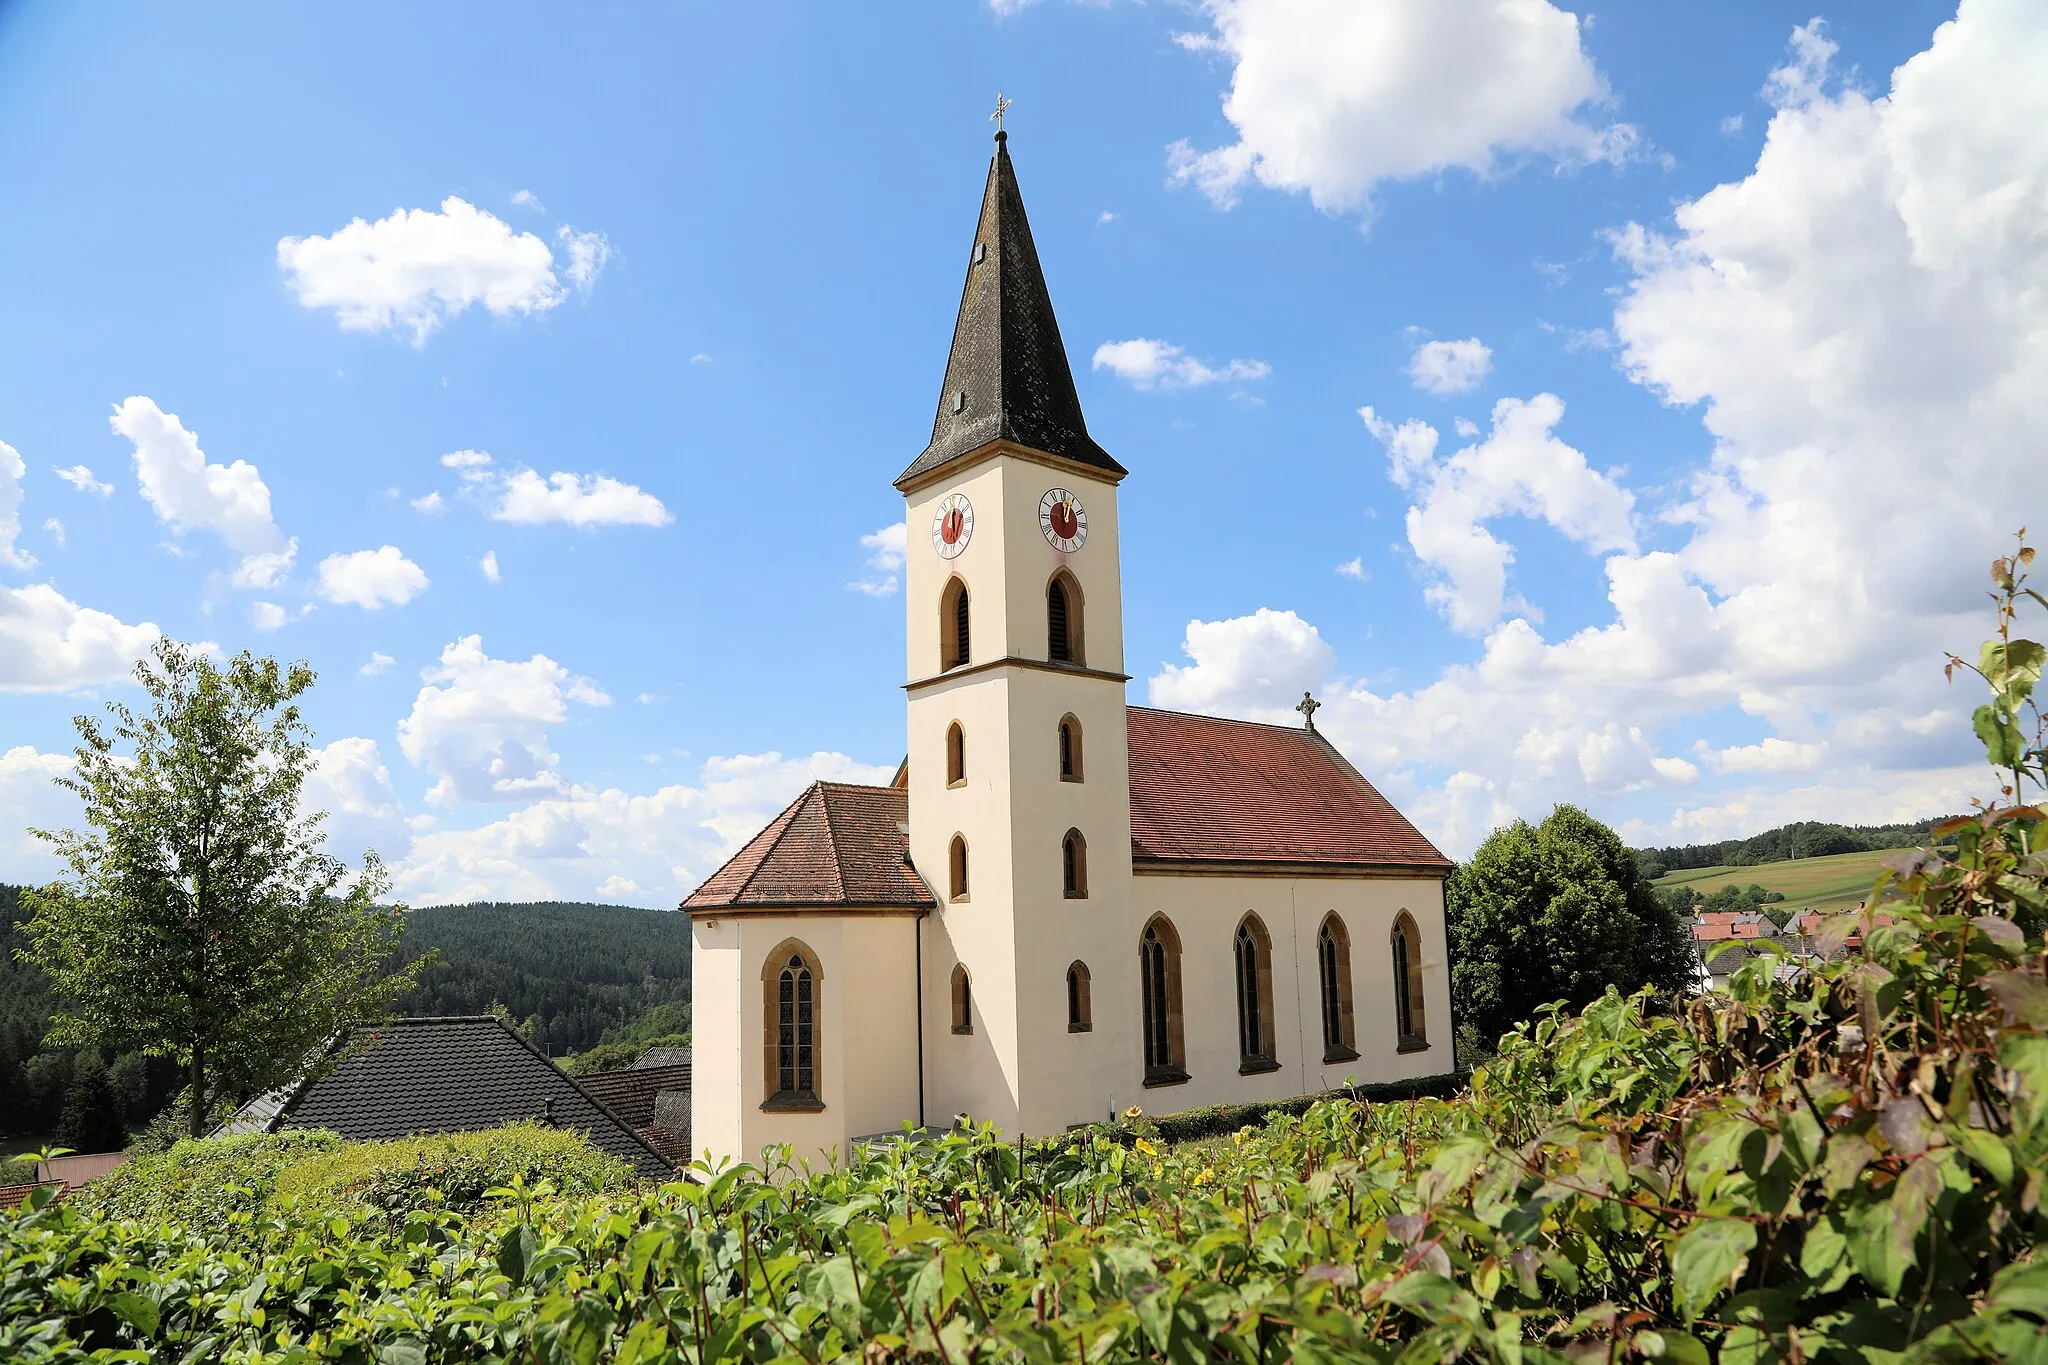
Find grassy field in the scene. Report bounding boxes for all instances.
[1652,847,1900,910]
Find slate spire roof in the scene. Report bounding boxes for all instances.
[896,132,1125,489]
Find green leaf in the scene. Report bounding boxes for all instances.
[497,1224,537,1287]
[103,1291,159,1337]
[378,1340,428,1365]
[1670,1218,1755,1320]
[1799,1213,1851,1292]
[1975,703,2027,769]
[1952,1126,2014,1187]
[1988,1261,2048,1317]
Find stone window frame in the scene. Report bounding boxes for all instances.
[939,576,970,671]
[950,963,973,1035]
[1317,913,1359,1064]
[1233,912,1279,1074]
[1066,960,1092,1032]
[945,721,966,788]
[1058,713,1084,782]
[1392,911,1429,1052]
[760,939,824,1112]
[1062,828,1089,899]
[1140,915,1188,1087]
[948,835,970,902]
[1046,569,1085,665]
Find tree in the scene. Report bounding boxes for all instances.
[19,639,426,1137]
[1446,804,1698,1050]
[54,1050,126,1154]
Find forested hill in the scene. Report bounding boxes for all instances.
[1632,816,1955,877]
[396,901,691,1058]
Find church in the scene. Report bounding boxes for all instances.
[684,127,1453,1165]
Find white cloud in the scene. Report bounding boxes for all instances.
[304,737,408,869]
[360,652,396,676]
[0,745,81,883]
[53,464,113,497]
[1150,608,1336,715]
[1763,18,1839,111]
[228,537,297,590]
[276,196,586,345]
[850,521,906,596]
[249,601,288,631]
[557,227,612,290]
[1705,738,1828,775]
[1364,393,1636,632]
[43,519,64,548]
[480,550,501,584]
[1092,338,1272,391]
[441,449,494,471]
[0,440,31,570]
[1719,114,1746,137]
[315,546,429,610]
[510,189,544,211]
[1335,557,1368,581]
[1169,0,1636,215]
[410,491,446,513]
[1098,211,1119,224]
[690,353,714,365]
[0,582,160,693]
[488,468,671,527]
[1406,337,1493,395]
[109,397,285,559]
[397,635,610,806]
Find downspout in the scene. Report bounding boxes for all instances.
[902,822,934,1132]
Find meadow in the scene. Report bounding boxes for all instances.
[1651,848,1897,910]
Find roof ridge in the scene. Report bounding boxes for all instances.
[814,783,851,902]
[1128,703,1317,736]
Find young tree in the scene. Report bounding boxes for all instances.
[1447,803,1698,1050]
[20,639,425,1137]
[54,1050,126,1155]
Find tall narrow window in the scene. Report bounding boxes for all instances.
[1066,961,1092,1032]
[948,835,969,900]
[1317,914,1357,1062]
[939,578,970,671]
[1046,571,1084,665]
[1062,828,1088,898]
[761,941,822,1109]
[1058,715,1084,782]
[1139,917,1186,1083]
[946,722,966,787]
[1392,913,1427,1049]
[950,964,973,1034]
[1234,914,1277,1072]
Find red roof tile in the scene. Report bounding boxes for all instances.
[682,783,933,910]
[1126,708,1449,870]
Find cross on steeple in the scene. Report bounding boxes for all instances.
[990,91,1013,135]
[1297,691,1322,732]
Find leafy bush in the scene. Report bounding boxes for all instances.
[270,1122,633,1213]
[1110,1071,1467,1146]
[71,1129,343,1223]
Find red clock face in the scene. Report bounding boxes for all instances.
[932,494,974,559]
[1039,488,1087,553]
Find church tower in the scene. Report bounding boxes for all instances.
[896,128,1136,1135]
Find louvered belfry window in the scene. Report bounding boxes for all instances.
[954,582,971,667]
[1048,578,1071,662]
[777,954,815,1096]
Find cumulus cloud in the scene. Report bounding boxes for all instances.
[360,652,396,676]
[228,538,298,590]
[316,546,429,609]
[109,398,286,575]
[0,745,81,884]
[304,737,409,869]
[480,550,501,584]
[53,464,113,497]
[43,519,64,549]
[0,582,160,693]
[1092,338,1271,391]
[1363,393,1636,632]
[277,196,592,344]
[397,635,610,806]
[0,440,31,570]
[410,491,445,513]
[1169,0,1635,215]
[250,601,289,631]
[850,522,906,596]
[1150,608,1336,714]
[490,469,670,527]
[1406,337,1493,394]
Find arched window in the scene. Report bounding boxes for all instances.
[1058,714,1084,782]
[1046,571,1084,665]
[1234,914,1278,1072]
[1139,917,1186,1084]
[761,941,822,1110]
[939,578,970,671]
[1062,828,1088,898]
[1317,914,1358,1063]
[948,835,969,901]
[950,964,973,1034]
[1066,961,1092,1032]
[946,722,966,787]
[1392,912,1427,1050]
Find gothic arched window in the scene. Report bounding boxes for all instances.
[1234,914,1278,1072]
[1058,714,1083,782]
[1317,914,1358,1063]
[761,941,822,1110]
[946,722,966,787]
[948,835,969,901]
[1062,828,1088,898]
[1139,917,1186,1084]
[1392,912,1427,1050]
[1066,961,1092,1032]
[1047,571,1084,665]
[940,577,970,671]
[950,964,973,1034]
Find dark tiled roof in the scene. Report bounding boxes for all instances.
[257,1017,673,1180]
[632,1047,692,1070]
[682,783,933,910]
[576,1064,693,1130]
[1126,708,1451,870]
[896,133,1124,488]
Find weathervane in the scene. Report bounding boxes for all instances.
[1297,692,1321,733]
[990,90,1013,134]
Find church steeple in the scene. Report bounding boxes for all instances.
[895,131,1127,489]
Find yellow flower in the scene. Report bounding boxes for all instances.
[1135,1138,1159,1156]
[1194,1168,1215,1186]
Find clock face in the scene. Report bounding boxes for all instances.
[932,494,974,559]
[1039,488,1087,553]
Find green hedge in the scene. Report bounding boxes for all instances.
[1132,1070,1468,1145]
[71,1129,342,1223]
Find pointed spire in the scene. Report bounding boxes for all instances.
[896,130,1126,489]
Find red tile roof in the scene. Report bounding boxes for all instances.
[1126,708,1449,870]
[682,783,933,910]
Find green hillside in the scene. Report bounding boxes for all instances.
[1652,847,1899,910]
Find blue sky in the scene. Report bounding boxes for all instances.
[2,0,2038,904]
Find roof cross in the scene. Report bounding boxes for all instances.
[990,91,1013,134]
[1297,691,1321,732]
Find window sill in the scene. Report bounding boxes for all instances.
[1238,1056,1280,1076]
[1396,1037,1430,1055]
[1067,1022,1091,1033]
[1142,1067,1190,1089]
[947,779,966,790]
[1322,1046,1360,1065]
[950,1025,973,1036]
[1060,774,1084,784]
[760,1092,824,1113]
[1063,890,1088,900]
[949,894,969,905]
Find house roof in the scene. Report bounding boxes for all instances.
[219,1016,674,1180]
[681,782,933,911]
[895,133,1124,489]
[632,1046,692,1070]
[1125,708,1450,870]
[575,1063,693,1131]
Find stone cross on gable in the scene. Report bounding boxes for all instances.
[1296,691,1321,732]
